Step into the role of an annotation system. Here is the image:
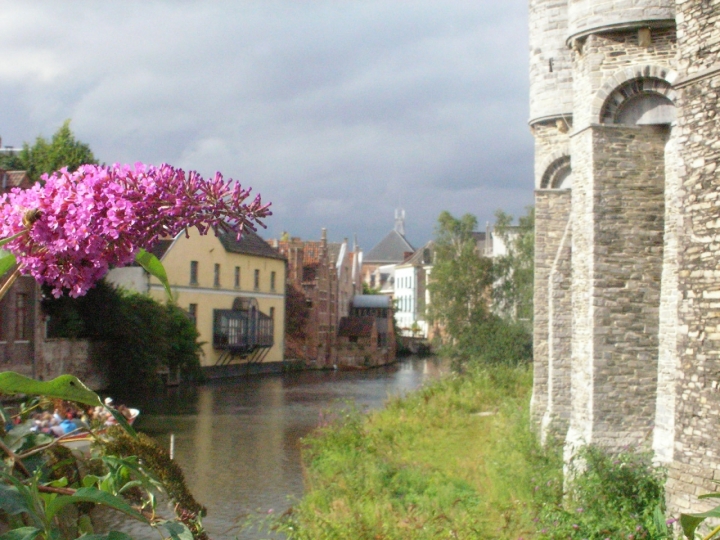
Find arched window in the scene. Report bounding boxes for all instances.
[601,78,675,126]
[540,156,572,189]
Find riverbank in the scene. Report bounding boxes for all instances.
[274,365,668,540]
[272,365,552,539]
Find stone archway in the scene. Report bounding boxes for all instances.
[600,78,676,125]
[590,65,678,124]
[540,155,572,189]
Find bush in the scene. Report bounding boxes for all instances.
[535,445,668,540]
[42,279,203,391]
[443,313,533,371]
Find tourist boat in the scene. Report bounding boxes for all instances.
[59,407,140,451]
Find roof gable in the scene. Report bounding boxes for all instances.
[218,229,285,260]
[364,230,415,264]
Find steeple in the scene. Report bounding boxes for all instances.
[394,208,406,236]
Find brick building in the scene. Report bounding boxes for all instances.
[273,230,360,367]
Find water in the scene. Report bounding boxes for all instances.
[108,357,448,539]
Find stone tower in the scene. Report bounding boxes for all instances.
[528,0,574,441]
[530,0,720,517]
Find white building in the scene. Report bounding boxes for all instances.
[393,242,433,338]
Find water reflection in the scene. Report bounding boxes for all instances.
[111,357,448,539]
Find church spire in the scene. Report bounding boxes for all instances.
[394,208,406,236]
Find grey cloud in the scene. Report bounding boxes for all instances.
[0,1,532,249]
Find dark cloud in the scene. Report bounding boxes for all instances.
[0,1,532,249]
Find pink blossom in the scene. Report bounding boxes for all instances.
[0,163,271,297]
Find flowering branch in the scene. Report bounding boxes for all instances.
[0,163,271,298]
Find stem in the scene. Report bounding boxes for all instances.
[704,523,720,540]
[38,485,75,496]
[0,436,31,477]
[0,229,27,248]
[0,267,21,302]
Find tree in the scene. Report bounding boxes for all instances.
[427,211,493,342]
[427,210,533,370]
[492,206,535,327]
[11,120,97,182]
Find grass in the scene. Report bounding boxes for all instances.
[272,365,560,539]
[268,364,668,540]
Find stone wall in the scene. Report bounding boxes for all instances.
[39,339,108,391]
[664,0,720,516]
[590,125,666,450]
[544,193,572,441]
[533,123,571,189]
[530,0,720,522]
[568,0,675,43]
[529,0,573,123]
[653,127,681,464]
[533,189,572,441]
[573,28,677,131]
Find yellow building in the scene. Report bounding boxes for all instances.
[108,229,286,374]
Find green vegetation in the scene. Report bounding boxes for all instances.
[275,366,549,539]
[493,207,535,327]
[0,382,205,539]
[0,120,98,182]
[42,279,204,392]
[427,210,534,371]
[273,366,668,540]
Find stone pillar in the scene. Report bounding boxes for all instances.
[566,124,666,457]
[653,127,680,464]
[544,192,572,442]
[533,189,572,439]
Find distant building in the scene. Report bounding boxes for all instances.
[393,241,434,338]
[336,294,396,368]
[107,228,286,376]
[272,230,362,367]
[362,209,415,290]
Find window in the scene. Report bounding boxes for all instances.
[15,293,28,341]
[214,264,220,287]
[269,307,275,320]
[271,271,276,291]
[234,266,240,288]
[190,261,198,285]
[188,304,198,327]
[254,269,260,290]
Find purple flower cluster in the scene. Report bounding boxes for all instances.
[0,163,271,297]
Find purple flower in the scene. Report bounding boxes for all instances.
[0,163,270,297]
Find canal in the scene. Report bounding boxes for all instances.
[112,357,448,539]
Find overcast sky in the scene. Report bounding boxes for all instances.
[0,1,533,250]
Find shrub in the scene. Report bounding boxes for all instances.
[535,445,668,540]
[443,313,533,371]
[42,279,203,391]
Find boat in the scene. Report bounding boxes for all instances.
[59,407,140,451]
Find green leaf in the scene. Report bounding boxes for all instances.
[45,487,148,524]
[77,533,133,540]
[0,484,31,516]
[159,521,194,540]
[135,248,172,299]
[0,527,42,540]
[0,249,16,279]
[106,407,137,438]
[680,505,720,539]
[0,372,102,407]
